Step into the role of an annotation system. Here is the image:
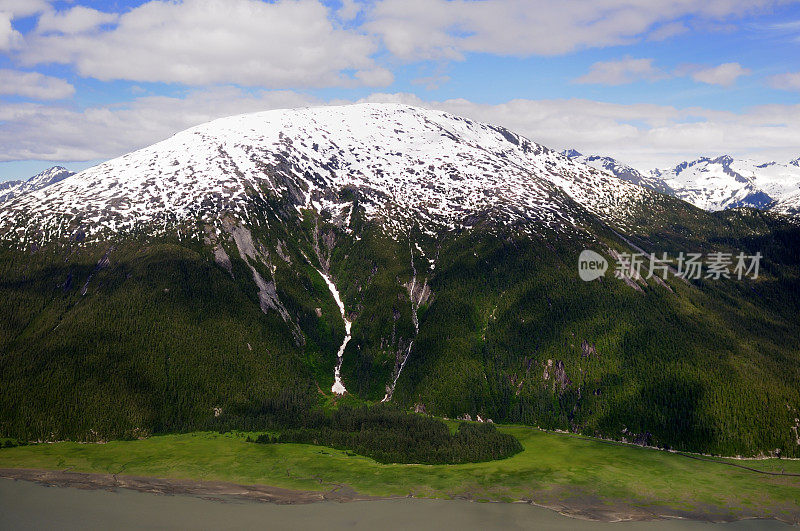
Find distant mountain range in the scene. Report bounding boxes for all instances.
[0,166,75,204]
[563,151,800,216]
[562,151,676,196]
[4,149,798,222]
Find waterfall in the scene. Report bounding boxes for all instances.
[382,238,421,402]
[318,270,351,395]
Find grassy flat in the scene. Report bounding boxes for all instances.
[1,425,799,521]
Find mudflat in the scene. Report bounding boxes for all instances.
[0,466,795,526]
[0,468,381,504]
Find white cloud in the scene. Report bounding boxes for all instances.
[337,0,362,21]
[0,87,323,162]
[647,21,689,41]
[0,11,22,51]
[690,62,750,86]
[0,0,53,51]
[3,90,800,170]
[358,93,800,170]
[353,67,395,87]
[36,6,119,34]
[365,0,786,60]
[769,71,800,90]
[575,57,666,85]
[19,0,387,89]
[577,59,752,87]
[0,0,52,18]
[0,69,74,99]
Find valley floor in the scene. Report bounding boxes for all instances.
[0,426,798,524]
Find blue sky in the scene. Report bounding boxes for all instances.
[1,0,799,181]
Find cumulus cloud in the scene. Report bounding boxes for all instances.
[3,90,800,170]
[359,93,800,169]
[353,67,395,87]
[0,0,53,18]
[0,0,53,50]
[336,0,362,21]
[689,62,750,86]
[0,69,74,99]
[365,0,785,60]
[35,6,119,34]
[0,0,56,51]
[0,11,22,51]
[577,59,751,87]
[0,87,323,162]
[769,71,800,90]
[575,57,666,85]
[19,0,387,89]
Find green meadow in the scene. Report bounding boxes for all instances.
[1,425,798,520]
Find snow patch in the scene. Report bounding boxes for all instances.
[318,269,351,395]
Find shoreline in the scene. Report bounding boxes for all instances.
[1,467,796,525]
[0,468,388,505]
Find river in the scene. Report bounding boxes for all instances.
[0,479,789,530]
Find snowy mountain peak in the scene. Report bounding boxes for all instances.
[0,103,656,244]
[562,151,800,216]
[27,166,73,187]
[563,150,674,195]
[0,179,22,193]
[653,155,800,212]
[0,166,75,204]
[712,155,735,166]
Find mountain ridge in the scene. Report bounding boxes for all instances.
[563,150,800,215]
[0,104,660,245]
[0,166,74,204]
[561,150,675,195]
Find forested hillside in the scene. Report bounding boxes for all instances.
[1,200,799,456]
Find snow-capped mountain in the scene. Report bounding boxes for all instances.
[562,150,800,216]
[0,179,22,196]
[773,189,800,217]
[0,166,75,204]
[0,104,657,243]
[561,150,674,195]
[651,156,800,212]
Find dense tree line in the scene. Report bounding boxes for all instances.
[250,404,523,464]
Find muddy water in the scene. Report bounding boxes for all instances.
[0,479,789,530]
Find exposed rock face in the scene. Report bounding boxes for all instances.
[581,339,597,358]
[223,219,304,346]
[204,225,233,276]
[553,360,571,392]
[543,359,571,392]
